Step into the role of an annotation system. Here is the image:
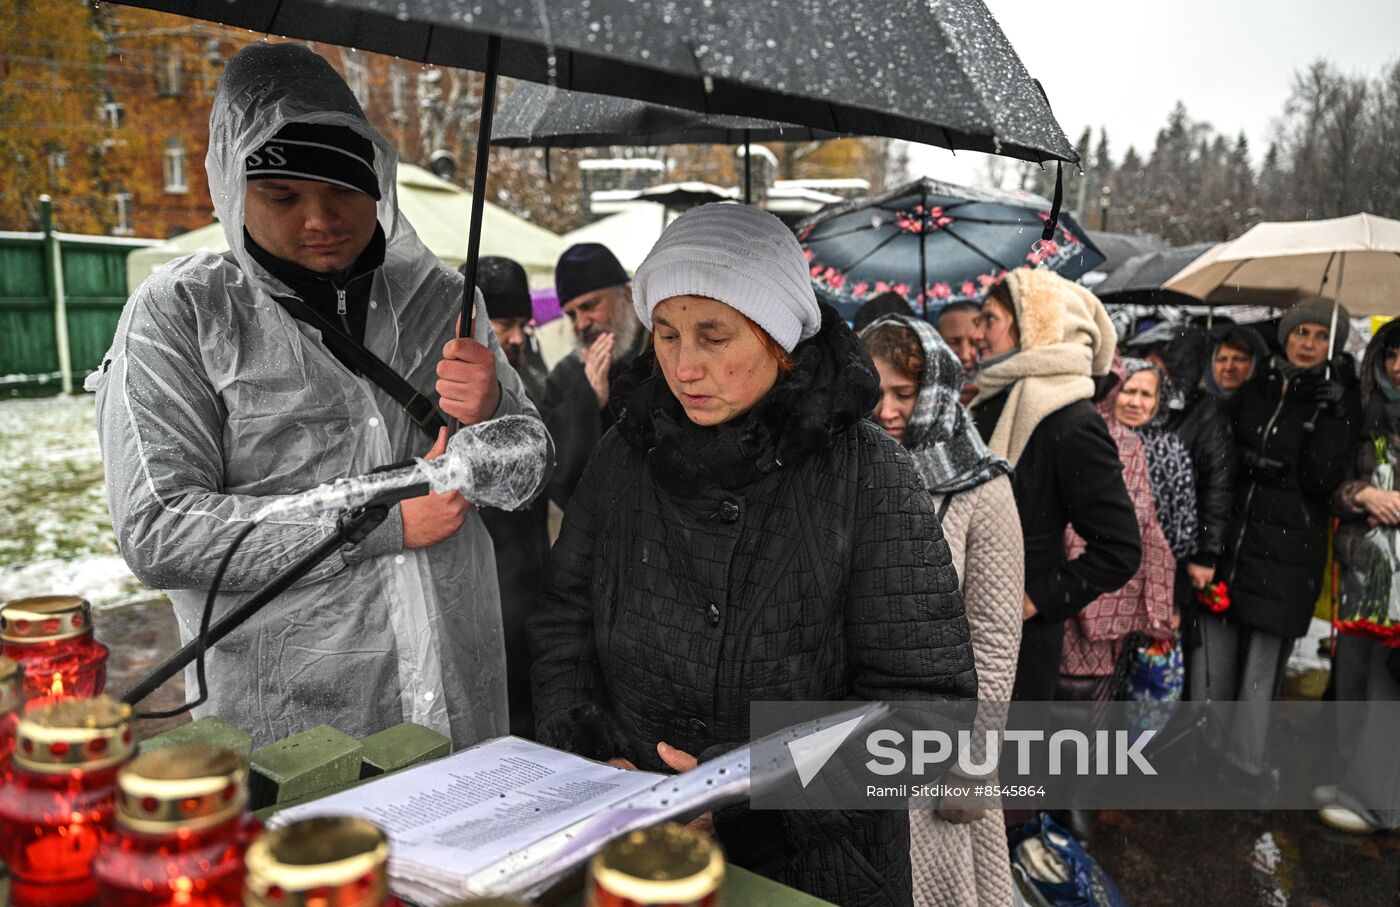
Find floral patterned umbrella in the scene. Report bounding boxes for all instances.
[797,177,1103,322]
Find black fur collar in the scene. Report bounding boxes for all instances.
[611,305,879,494]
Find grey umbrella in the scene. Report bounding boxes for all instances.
[104,0,1077,392]
[491,82,836,203]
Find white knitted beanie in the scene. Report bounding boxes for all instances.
[633,203,821,352]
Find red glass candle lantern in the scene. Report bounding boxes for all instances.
[0,655,23,767]
[0,696,135,907]
[242,817,404,907]
[1,595,111,702]
[93,744,262,907]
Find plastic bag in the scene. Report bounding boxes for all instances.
[1338,437,1400,644]
[1008,813,1127,907]
[1112,631,1183,737]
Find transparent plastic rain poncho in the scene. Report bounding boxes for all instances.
[88,43,551,748]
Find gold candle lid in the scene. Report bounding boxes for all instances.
[1,595,94,643]
[0,656,22,716]
[589,823,725,903]
[118,745,249,834]
[244,816,391,907]
[15,696,134,773]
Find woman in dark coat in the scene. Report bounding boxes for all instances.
[530,204,976,907]
[968,269,1141,701]
[1209,297,1362,776]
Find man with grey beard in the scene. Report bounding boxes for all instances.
[541,243,648,508]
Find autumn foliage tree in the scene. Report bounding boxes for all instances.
[2,1,901,238]
[0,0,110,232]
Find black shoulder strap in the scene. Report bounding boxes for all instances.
[936,493,955,524]
[275,293,446,440]
[219,251,445,440]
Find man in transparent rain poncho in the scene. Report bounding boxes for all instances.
[89,43,551,748]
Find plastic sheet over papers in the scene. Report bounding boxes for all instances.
[269,736,743,903]
[270,707,881,902]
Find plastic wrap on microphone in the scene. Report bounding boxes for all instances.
[253,415,550,523]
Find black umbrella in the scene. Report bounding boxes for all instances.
[491,82,836,203]
[1084,230,1169,278]
[109,0,1076,162]
[797,177,1103,323]
[1094,243,1217,306]
[104,0,1076,386]
[632,182,739,208]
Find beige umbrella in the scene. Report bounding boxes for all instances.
[1164,212,1400,316]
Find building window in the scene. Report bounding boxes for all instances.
[158,53,183,96]
[390,65,409,123]
[101,101,125,129]
[343,51,369,109]
[112,192,134,236]
[163,138,188,193]
[46,148,67,185]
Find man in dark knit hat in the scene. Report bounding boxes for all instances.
[541,242,648,508]
[473,255,548,403]
[467,255,550,737]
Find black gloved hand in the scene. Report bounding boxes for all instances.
[1240,448,1286,480]
[1293,375,1346,408]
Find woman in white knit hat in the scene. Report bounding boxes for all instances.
[530,203,976,907]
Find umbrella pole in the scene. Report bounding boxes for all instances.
[452,34,502,434]
[1315,251,1340,377]
[919,185,928,318]
[743,130,752,205]
[1326,252,1347,373]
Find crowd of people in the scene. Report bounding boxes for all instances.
[92,43,1397,907]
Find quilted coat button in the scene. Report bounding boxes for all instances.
[706,602,721,626]
[718,499,740,522]
[688,718,708,736]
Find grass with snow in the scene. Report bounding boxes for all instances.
[0,395,156,608]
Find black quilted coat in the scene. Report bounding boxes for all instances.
[1217,355,1362,639]
[529,307,976,907]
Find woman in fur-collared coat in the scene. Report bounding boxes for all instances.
[968,269,1142,702]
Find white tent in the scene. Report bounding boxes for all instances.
[126,163,566,293]
[560,201,670,274]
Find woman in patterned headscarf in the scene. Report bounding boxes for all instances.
[1118,359,1199,560]
[1060,357,1197,698]
[862,314,1023,907]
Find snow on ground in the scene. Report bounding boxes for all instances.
[0,395,156,609]
[1286,616,1334,677]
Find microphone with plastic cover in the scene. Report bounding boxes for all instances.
[252,415,549,524]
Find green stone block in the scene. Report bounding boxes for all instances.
[138,717,254,759]
[249,725,363,809]
[359,722,451,779]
